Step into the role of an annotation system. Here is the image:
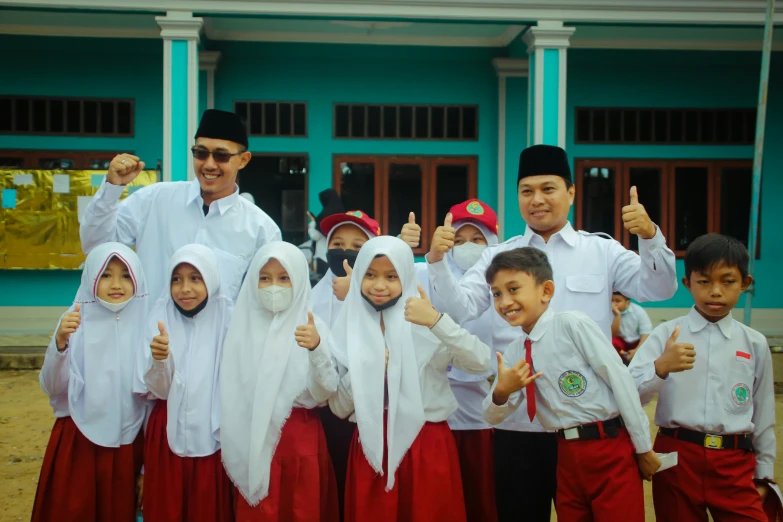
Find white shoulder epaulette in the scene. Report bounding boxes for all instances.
[577,230,614,240]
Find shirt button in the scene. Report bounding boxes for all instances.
[582,284,588,290]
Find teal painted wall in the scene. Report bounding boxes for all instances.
[210,41,502,213]
[565,50,783,308]
[0,35,164,306]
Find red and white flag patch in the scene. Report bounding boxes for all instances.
[736,351,751,360]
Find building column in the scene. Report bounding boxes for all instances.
[156,11,203,182]
[492,57,529,240]
[199,50,221,111]
[523,21,575,148]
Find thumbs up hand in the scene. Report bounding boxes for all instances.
[295,311,321,350]
[56,303,82,351]
[332,260,353,301]
[427,213,456,264]
[492,351,543,405]
[151,321,169,361]
[654,325,696,379]
[400,212,422,249]
[404,284,441,327]
[622,186,657,240]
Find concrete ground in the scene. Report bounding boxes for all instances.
[1,369,783,522]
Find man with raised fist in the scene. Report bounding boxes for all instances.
[80,109,281,301]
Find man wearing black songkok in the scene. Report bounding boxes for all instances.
[81,109,282,301]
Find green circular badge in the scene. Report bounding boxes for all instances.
[466,201,484,216]
[559,370,587,398]
[731,383,750,406]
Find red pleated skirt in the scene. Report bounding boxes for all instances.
[452,429,498,522]
[345,419,467,522]
[31,416,143,522]
[234,408,339,522]
[143,400,233,522]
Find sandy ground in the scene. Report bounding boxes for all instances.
[2,369,783,522]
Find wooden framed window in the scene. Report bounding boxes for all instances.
[234,101,308,137]
[575,159,759,257]
[333,104,478,141]
[0,96,134,137]
[0,150,132,169]
[333,155,478,255]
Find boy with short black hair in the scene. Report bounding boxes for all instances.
[629,233,775,522]
[483,247,659,522]
[611,291,653,363]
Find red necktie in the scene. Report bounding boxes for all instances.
[525,339,536,422]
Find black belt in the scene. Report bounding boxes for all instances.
[557,416,625,441]
[659,427,754,451]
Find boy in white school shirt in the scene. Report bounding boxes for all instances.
[628,234,775,521]
[425,144,677,522]
[483,247,660,522]
[611,291,653,363]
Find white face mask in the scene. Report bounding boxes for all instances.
[451,242,487,272]
[97,296,133,313]
[258,285,294,314]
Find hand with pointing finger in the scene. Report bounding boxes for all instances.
[332,260,353,301]
[492,352,543,406]
[654,325,696,379]
[56,303,81,351]
[107,154,145,186]
[400,212,421,249]
[295,312,321,350]
[427,213,456,264]
[404,284,440,327]
[151,321,169,361]
[622,186,657,240]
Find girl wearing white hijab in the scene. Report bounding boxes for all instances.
[407,199,505,522]
[221,241,339,521]
[33,242,148,522]
[135,244,233,522]
[328,236,491,522]
[310,209,379,519]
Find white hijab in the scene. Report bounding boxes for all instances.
[135,244,233,457]
[66,242,149,447]
[311,221,375,326]
[446,220,499,279]
[221,241,331,506]
[331,236,440,491]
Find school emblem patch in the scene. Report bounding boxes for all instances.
[731,383,750,406]
[466,201,484,216]
[347,211,363,218]
[559,371,587,398]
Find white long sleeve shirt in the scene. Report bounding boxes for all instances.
[429,222,676,434]
[293,341,339,408]
[483,308,653,454]
[329,314,491,423]
[80,179,281,301]
[628,308,775,480]
[39,336,71,417]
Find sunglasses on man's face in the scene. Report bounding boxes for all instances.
[191,147,243,164]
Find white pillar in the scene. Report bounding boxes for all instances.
[199,50,221,110]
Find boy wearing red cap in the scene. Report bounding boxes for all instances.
[425,145,678,522]
[312,210,381,521]
[402,199,504,522]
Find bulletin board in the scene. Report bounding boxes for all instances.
[0,170,157,269]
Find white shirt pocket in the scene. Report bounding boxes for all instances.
[211,248,250,300]
[723,362,754,417]
[565,274,608,322]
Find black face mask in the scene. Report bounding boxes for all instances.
[327,249,359,277]
[361,292,403,312]
[174,295,209,318]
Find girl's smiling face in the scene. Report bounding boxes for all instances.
[96,256,134,303]
[360,255,402,306]
[170,263,208,311]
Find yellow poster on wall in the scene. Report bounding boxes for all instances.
[0,169,157,269]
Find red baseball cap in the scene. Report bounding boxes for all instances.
[448,199,499,234]
[320,210,382,238]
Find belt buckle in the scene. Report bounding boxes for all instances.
[704,434,723,449]
[563,427,580,441]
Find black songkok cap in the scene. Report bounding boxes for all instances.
[195,109,248,149]
[518,144,571,182]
